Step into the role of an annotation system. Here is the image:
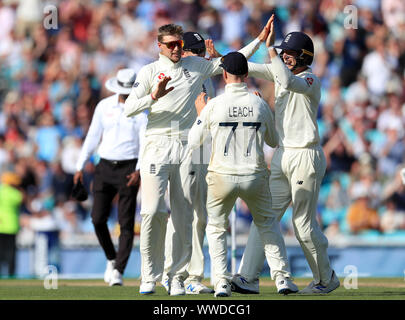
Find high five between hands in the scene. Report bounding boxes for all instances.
[194,15,275,114]
[260,14,277,58]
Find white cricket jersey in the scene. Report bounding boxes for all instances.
[188,83,278,176]
[248,55,321,148]
[123,38,261,140]
[76,94,147,171]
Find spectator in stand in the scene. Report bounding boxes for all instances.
[0,171,23,277]
[380,196,405,233]
[347,184,381,234]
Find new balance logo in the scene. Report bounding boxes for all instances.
[240,277,248,284]
[297,180,303,185]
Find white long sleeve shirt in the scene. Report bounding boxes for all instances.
[248,55,321,148]
[76,94,147,171]
[123,38,261,141]
[188,83,278,176]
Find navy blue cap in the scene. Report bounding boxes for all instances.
[183,32,206,50]
[219,52,248,76]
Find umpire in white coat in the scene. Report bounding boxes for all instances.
[74,69,147,286]
[188,52,298,297]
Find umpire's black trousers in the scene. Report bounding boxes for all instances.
[92,158,139,274]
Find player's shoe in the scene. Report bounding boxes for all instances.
[104,259,115,283]
[140,281,156,294]
[161,278,170,294]
[109,269,123,286]
[230,274,259,294]
[214,279,232,297]
[299,271,340,294]
[276,276,298,295]
[170,279,186,296]
[185,281,215,294]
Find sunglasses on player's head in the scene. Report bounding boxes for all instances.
[184,47,206,55]
[160,40,184,50]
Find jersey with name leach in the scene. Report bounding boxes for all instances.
[194,83,277,176]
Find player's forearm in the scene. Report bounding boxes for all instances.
[124,92,154,117]
[268,53,291,89]
[187,121,205,150]
[247,62,274,82]
[238,38,261,60]
[270,54,313,94]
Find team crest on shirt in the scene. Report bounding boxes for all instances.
[306,77,314,86]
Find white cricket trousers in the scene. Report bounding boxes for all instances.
[238,145,333,284]
[139,135,194,282]
[164,141,210,283]
[187,162,208,282]
[206,170,292,285]
[164,162,208,283]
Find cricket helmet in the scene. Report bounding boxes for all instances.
[274,31,314,66]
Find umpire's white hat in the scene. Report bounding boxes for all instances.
[105,68,136,95]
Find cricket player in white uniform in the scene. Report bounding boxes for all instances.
[162,31,215,295]
[188,52,299,297]
[231,21,340,295]
[124,21,273,296]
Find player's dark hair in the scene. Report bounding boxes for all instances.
[157,24,183,42]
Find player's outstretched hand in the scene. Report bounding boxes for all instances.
[266,15,276,48]
[258,14,274,42]
[205,39,221,59]
[195,92,210,116]
[152,76,174,100]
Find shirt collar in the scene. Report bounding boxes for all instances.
[158,53,182,69]
[296,66,312,76]
[224,82,248,93]
[111,94,122,108]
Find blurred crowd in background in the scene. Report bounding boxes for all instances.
[1,0,405,263]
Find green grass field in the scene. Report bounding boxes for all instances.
[1,277,404,300]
